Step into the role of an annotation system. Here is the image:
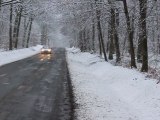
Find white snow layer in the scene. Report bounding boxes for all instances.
[66,47,160,120]
[0,45,42,66]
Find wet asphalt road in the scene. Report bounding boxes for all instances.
[0,48,74,120]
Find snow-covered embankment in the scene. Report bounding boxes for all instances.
[0,45,42,66]
[67,47,160,120]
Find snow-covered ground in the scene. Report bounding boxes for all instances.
[66,47,160,120]
[0,45,42,66]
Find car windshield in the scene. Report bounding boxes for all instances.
[43,46,50,49]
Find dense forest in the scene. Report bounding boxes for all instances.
[0,0,160,74]
[0,0,58,51]
[60,0,160,73]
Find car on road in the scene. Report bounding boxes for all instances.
[41,46,52,54]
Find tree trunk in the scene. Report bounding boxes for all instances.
[12,11,19,48]
[82,29,85,52]
[0,0,2,11]
[96,9,107,61]
[14,6,22,48]
[22,17,30,47]
[111,7,121,63]
[92,20,95,53]
[108,37,114,60]
[26,17,33,48]
[137,39,143,63]
[108,12,113,60]
[86,29,91,51]
[122,0,137,68]
[114,28,121,63]
[139,0,148,72]
[155,1,160,54]
[137,20,143,63]
[9,1,13,50]
[78,30,83,51]
[98,27,102,56]
[91,3,95,53]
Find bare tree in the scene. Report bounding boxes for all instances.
[122,0,137,68]
[14,6,22,48]
[139,0,148,72]
[13,5,22,49]
[109,1,121,63]
[0,0,2,11]
[9,0,13,50]
[95,0,107,61]
[26,17,33,48]
[22,17,30,47]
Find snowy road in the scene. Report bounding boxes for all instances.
[0,48,73,120]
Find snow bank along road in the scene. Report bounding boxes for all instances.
[67,48,160,120]
[0,48,74,120]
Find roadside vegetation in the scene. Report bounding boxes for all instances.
[60,0,160,75]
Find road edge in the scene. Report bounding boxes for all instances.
[65,50,76,120]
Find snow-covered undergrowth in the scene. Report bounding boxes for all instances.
[119,53,160,82]
[67,47,160,120]
[0,45,42,66]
